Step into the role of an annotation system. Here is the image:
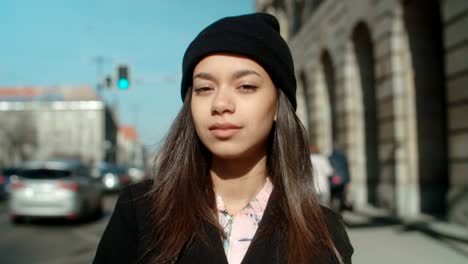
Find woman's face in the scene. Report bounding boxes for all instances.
[191,54,278,160]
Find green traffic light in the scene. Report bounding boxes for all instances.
[118,78,129,90]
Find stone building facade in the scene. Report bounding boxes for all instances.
[257,0,468,226]
[0,86,118,166]
[117,125,145,168]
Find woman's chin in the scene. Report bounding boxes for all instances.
[205,144,247,160]
[210,150,244,160]
[208,145,264,161]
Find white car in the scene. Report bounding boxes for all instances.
[9,159,103,224]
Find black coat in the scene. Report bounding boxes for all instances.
[93,180,353,263]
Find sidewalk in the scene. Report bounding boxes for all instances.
[343,205,468,243]
[342,206,468,263]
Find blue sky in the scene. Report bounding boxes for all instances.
[0,0,255,150]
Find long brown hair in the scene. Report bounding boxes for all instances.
[145,89,342,263]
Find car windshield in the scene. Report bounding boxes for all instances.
[101,167,126,176]
[20,169,72,179]
[2,168,19,176]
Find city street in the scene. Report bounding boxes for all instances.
[0,196,467,264]
[1,0,467,263]
[0,195,117,264]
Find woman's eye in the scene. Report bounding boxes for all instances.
[239,84,258,92]
[193,86,213,94]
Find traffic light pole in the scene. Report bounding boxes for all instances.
[89,55,113,95]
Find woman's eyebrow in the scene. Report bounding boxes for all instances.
[193,72,216,81]
[232,69,261,79]
[193,70,261,81]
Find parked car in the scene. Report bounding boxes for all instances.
[0,167,19,199]
[96,164,132,192]
[9,159,103,224]
[126,166,148,183]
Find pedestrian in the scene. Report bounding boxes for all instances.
[310,144,333,206]
[93,13,353,264]
[328,145,353,212]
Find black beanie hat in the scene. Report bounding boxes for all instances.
[181,13,297,110]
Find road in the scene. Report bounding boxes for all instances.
[0,195,117,264]
[0,197,468,263]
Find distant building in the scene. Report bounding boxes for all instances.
[117,125,145,168]
[257,0,468,226]
[0,86,118,167]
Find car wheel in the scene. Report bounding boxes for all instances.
[92,198,104,220]
[96,204,104,218]
[11,215,25,225]
[76,201,91,222]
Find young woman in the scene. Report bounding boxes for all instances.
[94,13,353,264]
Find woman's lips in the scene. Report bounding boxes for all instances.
[209,123,241,139]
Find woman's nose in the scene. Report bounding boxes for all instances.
[211,88,235,115]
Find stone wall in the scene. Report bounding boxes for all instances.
[257,0,468,225]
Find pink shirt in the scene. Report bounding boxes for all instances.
[216,178,273,264]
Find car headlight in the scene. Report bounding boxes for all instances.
[103,173,118,188]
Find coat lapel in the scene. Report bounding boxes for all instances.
[240,190,286,264]
[176,221,229,264]
[177,190,286,264]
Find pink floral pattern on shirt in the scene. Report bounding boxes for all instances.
[216,178,273,264]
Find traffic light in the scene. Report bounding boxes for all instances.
[117,65,130,90]
[104,75,113,89]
